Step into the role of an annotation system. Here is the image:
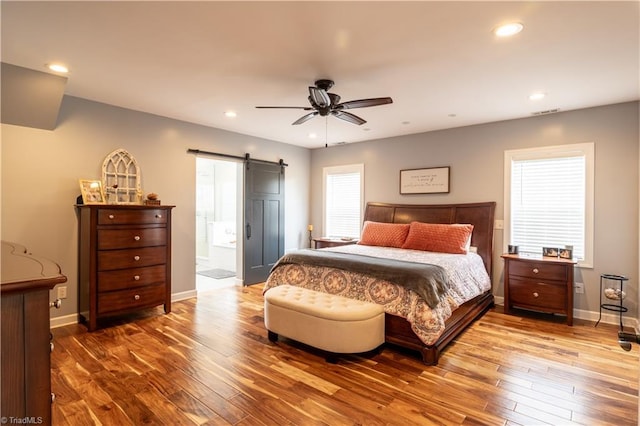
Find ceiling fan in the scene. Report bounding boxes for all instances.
[256,79,393,126]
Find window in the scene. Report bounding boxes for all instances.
[323,164,364,238]
[504,143,594,267]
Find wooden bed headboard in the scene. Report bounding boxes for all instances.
[363,201,497,278]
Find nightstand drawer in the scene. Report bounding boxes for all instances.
[509,260,567,281]
[509,278,567,312]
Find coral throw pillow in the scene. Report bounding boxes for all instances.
[358,221,410,248]
[402,222,474,254]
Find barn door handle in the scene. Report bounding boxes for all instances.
[246,223,251,239]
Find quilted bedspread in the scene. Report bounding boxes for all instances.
[263,244,491,346]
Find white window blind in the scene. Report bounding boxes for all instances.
[505,143,594,267]
[323,164,363,238]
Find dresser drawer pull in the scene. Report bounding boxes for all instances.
[134,235,141,241]
[156,214,163,219]
[49,299,62,309]
[134,294,141,301]
[51,393,56,403]
[108,214,115,220]
[532,268,539,274]
[134,275,140,281]
[134,255,140,261]
[50,342,55,352]
[533,292,539,298]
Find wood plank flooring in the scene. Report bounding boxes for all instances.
[51,284,638,425]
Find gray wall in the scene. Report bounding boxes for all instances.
[1,95,310,324]
[310,102,639,322]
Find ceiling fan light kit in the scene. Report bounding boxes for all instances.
[256,79,393,126]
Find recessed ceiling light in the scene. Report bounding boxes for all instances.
[494,22,523,37]
[224,111,237,118]
[308,133,317,139]
[47,63,69,73]
[529,92,546,101]
[448,114,457,118]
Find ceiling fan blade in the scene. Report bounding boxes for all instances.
[292,111,318,125]
[331,110,366,125]
[308,86,331,108]
[255,106,313,110]
[337,97,393,110]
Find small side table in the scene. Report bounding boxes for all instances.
[595,273,628,330]
[313,237,358,249]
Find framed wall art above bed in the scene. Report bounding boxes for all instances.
[400,166,450,194]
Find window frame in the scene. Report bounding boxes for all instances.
[322,163,365,239]
[504,142,594,268]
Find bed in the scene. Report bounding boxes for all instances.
[264,201,496,365]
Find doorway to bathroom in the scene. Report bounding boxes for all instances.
[195,157,241,292]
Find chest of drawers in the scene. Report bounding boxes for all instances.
[1,241,67,425]
[77,205,174,331]
[502,254,576,325]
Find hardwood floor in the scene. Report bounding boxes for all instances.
[51,284,638,425]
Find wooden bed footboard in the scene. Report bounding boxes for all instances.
[385,291,495,365]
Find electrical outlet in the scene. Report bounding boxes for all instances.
[57,285,68,299]
[574,282,584,294]
[494,220,504,230]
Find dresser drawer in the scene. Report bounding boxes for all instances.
[98,265,166,292]
[509,260,567,281]
[98,209,168,225]
[97,284,166,315]
[98,228,167,250]
[508,277,567,312]
[98,246,167,271]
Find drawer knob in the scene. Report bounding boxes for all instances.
[156,214,163,219]
[533,292,539,298]
[108,214,115,219]
[134,275,140,281]
[134,294,140,301]
[134,235,141,241]
[532,268,539,274]
[134,255,140,261]
[51,393,56,403]
[49,299,62,309]
[50,342,55,352]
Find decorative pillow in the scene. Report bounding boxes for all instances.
[358,221,410,248]
[401,222,474,254]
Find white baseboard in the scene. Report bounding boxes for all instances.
[493,296,638,329]
[50,291,199,329]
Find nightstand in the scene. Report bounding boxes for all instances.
[313,237,358,249]
[502,254,577,325]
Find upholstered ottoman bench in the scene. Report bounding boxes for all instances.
[264,285,385,361]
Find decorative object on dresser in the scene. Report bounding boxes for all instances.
[312,237,358,249]
[78,179,106,204]
[102,148,142,204]
[1,241,67,425]
[502,253,577,325]
[76,204,174,331]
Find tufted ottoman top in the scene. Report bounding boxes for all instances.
[264,285,384,321]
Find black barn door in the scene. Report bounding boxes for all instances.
[243,161,284,285]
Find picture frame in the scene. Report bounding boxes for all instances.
[542,247,559,257]
[559,248,573,259]
[79,179,105,204]
[400,166,450,194]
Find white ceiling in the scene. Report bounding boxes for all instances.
[2,1,638,149]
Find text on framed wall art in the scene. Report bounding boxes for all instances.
[400,167,450,194]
